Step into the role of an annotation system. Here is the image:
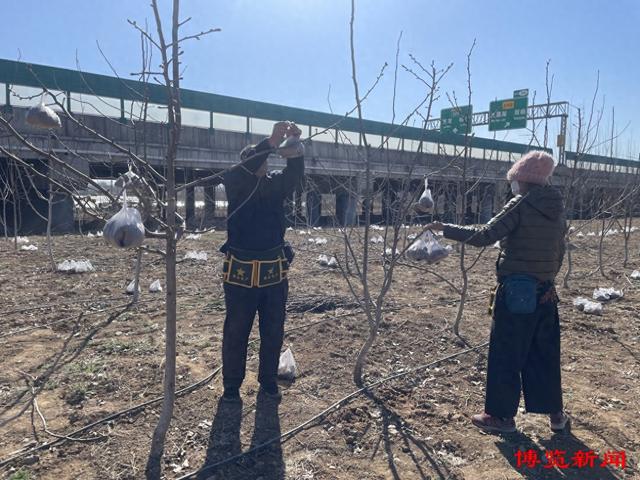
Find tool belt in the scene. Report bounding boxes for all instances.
[222,245,289,288]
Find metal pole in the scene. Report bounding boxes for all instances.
[559,114,567,165]
[3,83,11,113]
[120,97,126,123]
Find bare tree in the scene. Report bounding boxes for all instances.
[0,4,218,476]
[143,1,181,476]
[333,0,459,387]
[0,163,9,240]
[562,73,606,288]
[142,1,218,477]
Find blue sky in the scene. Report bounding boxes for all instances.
[1,0,639,157]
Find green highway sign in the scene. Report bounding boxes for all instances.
[440,104,473,134]
[488,89,529,131]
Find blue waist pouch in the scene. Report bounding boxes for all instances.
[502,274,538,315]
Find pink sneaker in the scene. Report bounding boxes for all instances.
[550,411,570,432]
[471,412,517,433]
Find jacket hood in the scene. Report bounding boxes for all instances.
[523,184,565,220]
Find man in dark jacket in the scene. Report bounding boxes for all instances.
[426,151,569,433]
[220,121,304,402]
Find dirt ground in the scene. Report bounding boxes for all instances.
[0,223,639,480]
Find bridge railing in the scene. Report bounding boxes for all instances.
[2,80,532,168]
[3,58,634,175]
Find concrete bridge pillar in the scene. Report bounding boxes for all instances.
[381,181,398,225]
[185,184,196,229]
[443,183,457,223]
[294,190,304,227]
[306,189,321,227]
[336,188,358,226]
[335,191,346,226]
[51,192,75,233]
[203,185,216,226]
[479,183,495,223]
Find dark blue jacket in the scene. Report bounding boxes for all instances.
[221,138,304,252]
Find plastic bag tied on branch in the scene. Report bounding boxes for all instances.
[277,133,305,158]
[26,94,62,129]
[413,176,434,214]
[104,191,146,249]
[115,170,156,221]
[406,230,449,264]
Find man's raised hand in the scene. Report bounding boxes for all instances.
[269,121,290,148]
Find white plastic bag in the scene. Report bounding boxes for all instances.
[149,280,163,292]
[126,279,140,294]
[318,254,329,266]
[104,192,145,249]
[631,270,640,280]
[184,251,208,261]
[592,287,623,301]
[277,347,298,380]
[414,177,434,213]
[278,135,305,158]
[57,259,95,273]
[26,94,61,129]
[406,231,449,264]
[573,297,603,315]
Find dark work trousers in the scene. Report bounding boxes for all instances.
[484,282,563,418]
[222,279,288,389]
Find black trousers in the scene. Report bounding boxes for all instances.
[485,282,563,418]
[222,280,288,389]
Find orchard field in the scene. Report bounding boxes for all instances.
[1,225,638,479]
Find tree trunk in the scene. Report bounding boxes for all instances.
[453,246,468,337]
[132,248,143,304]
[597,217,607,278]
[145,1,181,477]
[2,192,7,241]
[146,234,176,479]
[353,322,378,387]
[46,187,56,272]
[11,163,18,251]
[563,238,572,289]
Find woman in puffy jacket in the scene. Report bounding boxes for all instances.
[426,151,569,434]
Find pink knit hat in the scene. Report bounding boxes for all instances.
[506,151,556,185]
